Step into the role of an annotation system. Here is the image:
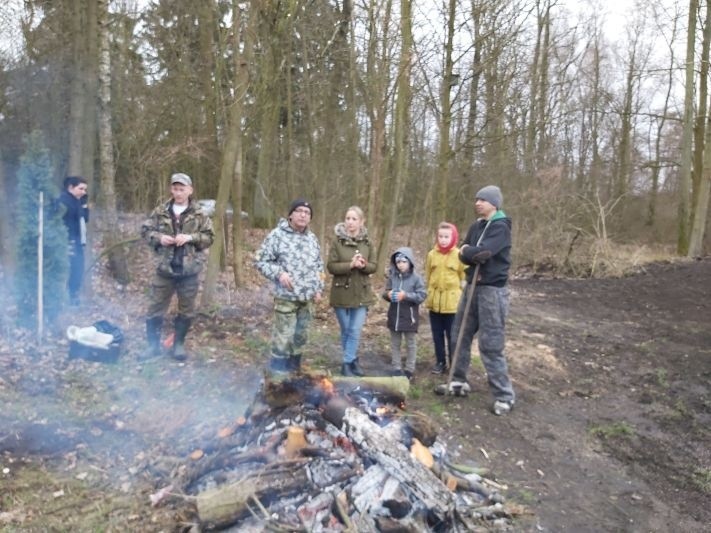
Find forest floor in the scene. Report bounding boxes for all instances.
[0,225,710,532]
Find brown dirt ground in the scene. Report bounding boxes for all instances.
[410,257,711,532]
[1,227,709,531]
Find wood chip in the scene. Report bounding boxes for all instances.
[190,449,204,460]
[217,427,234,438]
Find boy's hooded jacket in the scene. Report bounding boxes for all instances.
[459,210,511,286]
[327,222,377,308]
[141,198,214,278]
[382,247,426,332]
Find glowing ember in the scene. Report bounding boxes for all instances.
[319,378,335,395]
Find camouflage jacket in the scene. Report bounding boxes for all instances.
[141,199,214,278]
[255,218,324,302]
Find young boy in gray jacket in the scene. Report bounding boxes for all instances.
[382,247,427,379]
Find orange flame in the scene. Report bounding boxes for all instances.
[319,378,335,395]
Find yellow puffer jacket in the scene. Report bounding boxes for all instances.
[424,247,465,314]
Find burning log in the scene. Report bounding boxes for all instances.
[263,372,410,408]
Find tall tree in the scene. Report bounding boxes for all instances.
[689,0,711,256]
[435,0,456,223]
[379,0,412,272]
[97,0,128,284]
[677,0,698,255]
[202,0,255,302]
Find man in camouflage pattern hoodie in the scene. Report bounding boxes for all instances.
[255,199,324,375]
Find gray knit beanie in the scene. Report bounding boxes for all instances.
[475,185,503,209]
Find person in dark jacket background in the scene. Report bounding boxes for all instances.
[450,185,515,415]
[382,246,426,379]
[58,176,89,306]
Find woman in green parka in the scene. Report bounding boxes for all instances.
[327,206,377,376]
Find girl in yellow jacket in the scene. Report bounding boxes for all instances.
[425,222,466,374]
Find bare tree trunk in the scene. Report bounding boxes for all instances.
[463,0,482,165]
[615,46,637,199]
[689,0,711,256]
[66,0,86,176]
[97,0,128,284]
[677,0,698,255]
[361,0,393,272]
[435,0,456,222]
[691,0,711,224]
[380,0,412,262]
[202,1,254,302]
[690,104,711,257]
[647,7,678,227]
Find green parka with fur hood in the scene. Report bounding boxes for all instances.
[327,223,377,308]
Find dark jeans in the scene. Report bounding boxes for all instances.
[429,311,455,365]
[451,284,515,403]
[68,241,84,300]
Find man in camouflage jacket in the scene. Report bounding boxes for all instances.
[255,198,324,375]
[140,173,214,361]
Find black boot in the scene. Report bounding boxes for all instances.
[172,315,191,361]
[269,353,291,381]
[341,363,355,377]
[139,317,163,360]
[350,358,365,377]
[287,354,302,373]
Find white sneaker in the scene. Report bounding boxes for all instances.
[493,400,513,416]
[449,381,471,396]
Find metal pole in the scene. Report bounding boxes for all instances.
[37,191,44,342]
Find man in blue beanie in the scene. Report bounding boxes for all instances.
[449,185,515,415]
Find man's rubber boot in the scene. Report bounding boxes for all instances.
[341,363,355,377]
[350,358,365,377]
[139,317,163,360]
[172,315,191,361]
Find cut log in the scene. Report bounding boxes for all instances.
[331,375,410,402]
[263,373,410,408]
[196,467,309,529]
[343,408,454,520]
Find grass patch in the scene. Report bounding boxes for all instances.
[589,421,635,439]
[655,368,668,388]
[471,356,485,372]
[691,468,711,493]
[408,383,423,400]
[514,488,538,505]
[1,463,147,531]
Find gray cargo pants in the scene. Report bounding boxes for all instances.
[451,284,515,403]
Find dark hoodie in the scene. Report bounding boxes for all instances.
[459,210,511,287]
[382,246,427,332]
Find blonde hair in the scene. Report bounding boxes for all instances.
[345,205,365,221]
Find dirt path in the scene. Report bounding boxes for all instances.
[1,258,709,531]
[407,258,711,532]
